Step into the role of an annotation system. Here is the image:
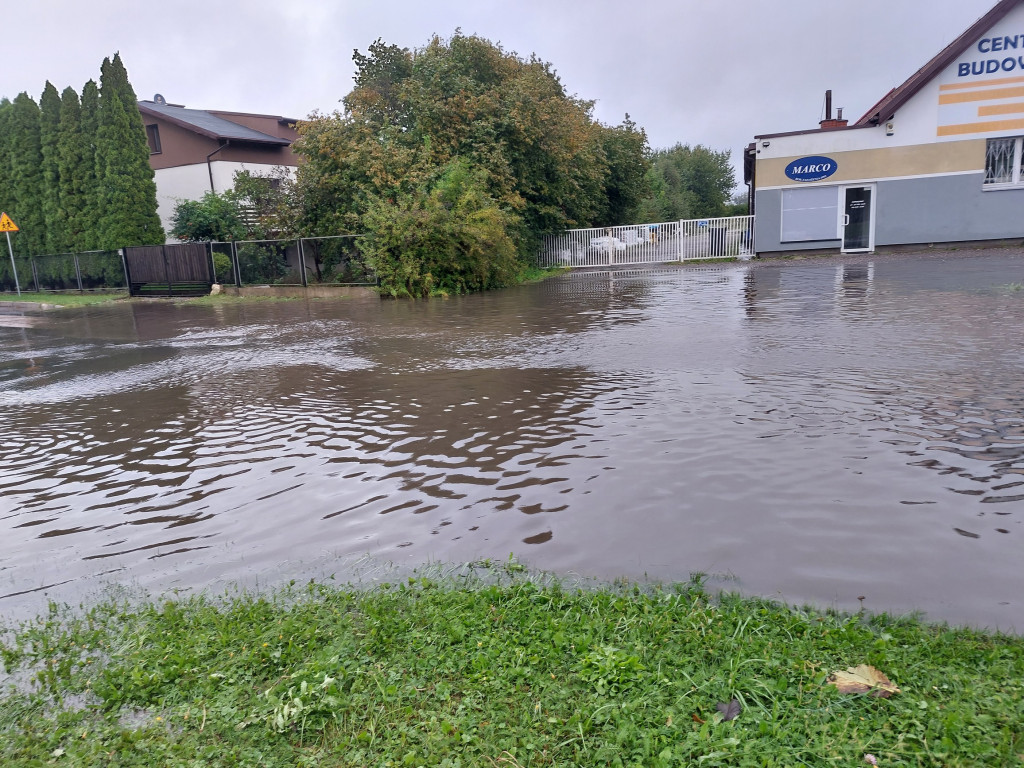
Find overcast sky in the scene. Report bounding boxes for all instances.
[1,0,998,187]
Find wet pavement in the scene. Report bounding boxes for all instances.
[1,249,1023,630]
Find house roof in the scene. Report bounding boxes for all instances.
[855,0,1022,125]
[137,101,292,145]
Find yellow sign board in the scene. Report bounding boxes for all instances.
[0,212,18,233]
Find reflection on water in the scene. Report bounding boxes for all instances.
[1,252,1023,630]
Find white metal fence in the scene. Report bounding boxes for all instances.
[537,215,754,268]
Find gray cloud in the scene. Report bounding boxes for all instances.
[2,0,995,188]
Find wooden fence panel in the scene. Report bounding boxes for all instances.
[124,245,167,283]
[165,243,212,283]
[125,244,212,285]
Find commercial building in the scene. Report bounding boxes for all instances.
[747,0,1024,255]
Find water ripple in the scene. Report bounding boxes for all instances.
[1,253,1023,629]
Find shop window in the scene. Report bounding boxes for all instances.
[146,124,162,155]
[984,137,1022,186]
[780,186,839,242]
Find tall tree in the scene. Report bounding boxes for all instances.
[95,53,163,247]
[596,115,651,226]
[0,98,13,218]
[78,80,101,250]
[39,81,64,253]
[8,93,46,256]
[57,86,91,251]
[637,144,735,221]
[294,31,648,283]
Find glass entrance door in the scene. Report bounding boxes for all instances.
[841,186,874,252]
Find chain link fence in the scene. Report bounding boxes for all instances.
[211,235,374,288]
[1,236,374,295]
[0,250,126,294]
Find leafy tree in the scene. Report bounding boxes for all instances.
[231,169,294,239]
[724,190,749,216]
[293,32,649,290]
[170,170,293,243]
[170,191,245,242]
[637,144,735,221]
[596,115,650,226]
[8,93,46,256]
[39,81,64,253]
[95,53,164,248]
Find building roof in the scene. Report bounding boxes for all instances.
[855,0,1022,125]
[137,101,292,145]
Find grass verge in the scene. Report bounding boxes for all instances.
[0,291,128,306]
[518,266,569,283]
[1,572,1021,767]
[175,294,301,306]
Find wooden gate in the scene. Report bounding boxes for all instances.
[124,243,213,297]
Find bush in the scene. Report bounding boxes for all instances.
[362,161,523,297]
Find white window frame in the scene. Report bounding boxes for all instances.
[983,136,1023,188]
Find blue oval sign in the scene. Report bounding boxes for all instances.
[785,155,838,182]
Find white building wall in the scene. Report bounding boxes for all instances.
[153,162,297,242]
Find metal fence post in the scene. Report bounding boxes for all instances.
[120,249,131,293]
[31,258,40,293]
[231,241,241,287]
[298,238,308,287]
[73,254,84,293]
[161,245,172,297]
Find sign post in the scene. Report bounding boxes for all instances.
[0,212,20,296]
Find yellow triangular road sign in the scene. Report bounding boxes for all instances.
[0,212,18,233]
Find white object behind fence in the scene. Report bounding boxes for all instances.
[537,215,754,268]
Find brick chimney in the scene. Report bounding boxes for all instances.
[819,91,849,129]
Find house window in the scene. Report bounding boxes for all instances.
[146,124,162,155]
[780,186,839,242]
[984,137,1023,186]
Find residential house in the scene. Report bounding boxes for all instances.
[138,97,299,237]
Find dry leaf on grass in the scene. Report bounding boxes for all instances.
[827,664,900,698]
[716,698,742,721]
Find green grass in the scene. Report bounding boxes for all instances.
[518,265,569,283]
[1,572,1021,767]
[0,291,128,306]
[176,293,302,306]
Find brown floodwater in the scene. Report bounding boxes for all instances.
[1,251,1023,630]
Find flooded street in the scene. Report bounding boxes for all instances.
[1,250,1023,630]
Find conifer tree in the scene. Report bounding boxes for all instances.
[57,87,90,252]
[8,93,46,256]
[95,53,163,247]
[79,80,101,250]
[39,81,64,253]
[0,98,13,217]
